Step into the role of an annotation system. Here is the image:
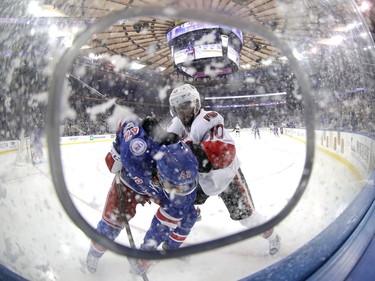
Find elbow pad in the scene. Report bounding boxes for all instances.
[201,141,236,169]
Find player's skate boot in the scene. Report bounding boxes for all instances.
[130,259,154,276]
[268,234,281,256]
[162,242,190,262]
[196,206,202,221]
[86,246,104,273]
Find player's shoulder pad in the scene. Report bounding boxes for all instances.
[202,111,220,122]
[198,110,224,126]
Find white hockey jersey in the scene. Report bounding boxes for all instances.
[167,109,240,196]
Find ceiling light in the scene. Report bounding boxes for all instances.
[28,2,67,17]
[27,1,41,16]
[205,92,287,100]
[130,62,146,70]
[262,59,272,65]
[279,56,288,61]
[359,0,372,12]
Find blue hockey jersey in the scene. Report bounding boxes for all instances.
[114,118,165,200]
[113,117,198,249]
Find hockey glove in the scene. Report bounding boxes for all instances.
[142,116,180,145]
[141,116,162,139]
[154,132,180,145]
[105,144,122,173]
[187,142,213,173]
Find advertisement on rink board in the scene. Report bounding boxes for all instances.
[0,140,18,153]
[59,134,115,145]
[0,135,115,154]
[284,129,375,180]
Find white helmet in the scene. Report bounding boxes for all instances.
[169,84,201,117]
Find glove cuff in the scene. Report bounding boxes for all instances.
[105,145,122,173]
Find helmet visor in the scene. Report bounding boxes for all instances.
[160,177,197,195]
[173,101,196,125]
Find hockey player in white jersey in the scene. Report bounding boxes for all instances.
[234,123,241,137]
[167,84,281,256]
[30,125,44,164]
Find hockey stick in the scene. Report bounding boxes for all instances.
[115,172,150,281]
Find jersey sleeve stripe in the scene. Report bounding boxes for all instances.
[169,232,188,242]
[156,208,181,228]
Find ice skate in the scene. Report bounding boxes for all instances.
[268,234,281,256]
[196,206,202,221]
[86,246,103,273]
[162,242,190,262]
[130,259,154,276]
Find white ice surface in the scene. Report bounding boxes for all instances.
[0,130,363,281]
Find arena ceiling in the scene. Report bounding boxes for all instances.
[38,0,374,83]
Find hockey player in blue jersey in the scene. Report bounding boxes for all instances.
[251,123,261,139]
[86,116,199,275]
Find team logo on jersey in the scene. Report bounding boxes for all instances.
[130,138,147,155]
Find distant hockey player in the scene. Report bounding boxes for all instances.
[252,122,261,139]
[167,84,281,256]
[273,122,279,137]
[86,116,199,275]
[233,123,241,137]
[30,125,44,163]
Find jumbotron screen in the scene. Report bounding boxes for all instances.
[166,21,243,77]
[166,21,243,43]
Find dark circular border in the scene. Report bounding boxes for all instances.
[47,6,315,260]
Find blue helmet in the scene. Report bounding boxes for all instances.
[156,141,198,194]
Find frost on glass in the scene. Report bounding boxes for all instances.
[0,1,374,281]
[58,15,307,234]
